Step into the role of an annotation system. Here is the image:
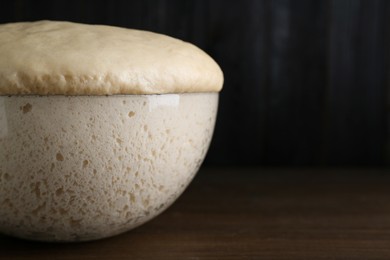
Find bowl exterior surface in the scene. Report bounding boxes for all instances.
[0,93,218,241]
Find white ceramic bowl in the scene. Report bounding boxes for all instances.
[0,93,218,241]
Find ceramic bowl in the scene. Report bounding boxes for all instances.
[0,92,218,241]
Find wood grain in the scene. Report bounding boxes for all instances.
[1,167,390,259]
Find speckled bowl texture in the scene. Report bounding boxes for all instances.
[0,93,218,241]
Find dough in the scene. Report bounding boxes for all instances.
[0,21,223,95]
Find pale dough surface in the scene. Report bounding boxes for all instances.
[0,21,223,95]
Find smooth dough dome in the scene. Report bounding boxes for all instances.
[0,20,223,95]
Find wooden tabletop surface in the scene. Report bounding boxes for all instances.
[1,167,390,259]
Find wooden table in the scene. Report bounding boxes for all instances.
[1,168,390,259]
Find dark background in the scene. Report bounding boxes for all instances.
[1,0,389,166]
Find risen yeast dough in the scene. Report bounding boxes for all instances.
[0,20,223,95]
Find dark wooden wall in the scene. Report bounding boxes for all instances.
[1,0,389,166]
